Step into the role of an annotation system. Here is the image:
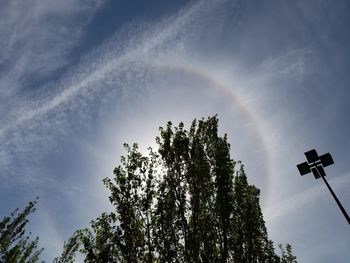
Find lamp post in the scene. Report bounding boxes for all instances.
[297,149,350,225]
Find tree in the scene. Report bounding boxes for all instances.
[0,198,43,262]
[231,165,277,262]
[279,244,297,263]
[58,116,296,262]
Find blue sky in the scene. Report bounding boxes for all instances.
[1,0,350,262]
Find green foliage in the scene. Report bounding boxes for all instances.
[58,116,297,262]
[279,244,297,263]
[53,230,81,263]
[0,198,43,263]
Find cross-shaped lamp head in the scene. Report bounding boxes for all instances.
[297,149,334,179]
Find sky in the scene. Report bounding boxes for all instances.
[1,0,350,262]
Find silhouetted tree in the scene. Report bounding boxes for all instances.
[279,244,297,263]
[58,116,297,262]
[0,198,43,262]
[232,166,277,262]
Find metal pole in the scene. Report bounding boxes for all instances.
[316,168,350,225]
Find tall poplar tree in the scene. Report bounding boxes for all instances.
[57,116,296,262]
[0,199,43,262]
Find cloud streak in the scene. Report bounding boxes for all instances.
[0,0,104,180]
[264,173,350,222]
[0,0,226,184]
[0,0,104,96]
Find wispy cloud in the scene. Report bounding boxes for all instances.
[0,0,106,160]
[264,173,350,222]
[0,0,225,184]
[257,48,311,78]
[0,0,104,96]
[0,0,104,180]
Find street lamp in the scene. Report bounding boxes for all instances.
[297,149,350,225]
